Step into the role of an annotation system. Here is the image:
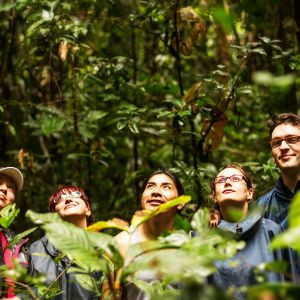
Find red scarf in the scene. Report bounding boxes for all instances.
[0,230,14,298]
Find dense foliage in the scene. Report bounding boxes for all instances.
[0,0,299,231]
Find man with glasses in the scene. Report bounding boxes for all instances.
[27,186,100,299]
[257,113,300,280]
[0,167,28,299]
[257,113,300,231]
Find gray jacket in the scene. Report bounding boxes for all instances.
[28,236,100,300]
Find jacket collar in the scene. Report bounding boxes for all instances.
[275,177,300,200]
[218,211,261,240]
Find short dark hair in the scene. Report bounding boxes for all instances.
[48,186,93,225]
[141,169,185,197]
[267,113,300,138]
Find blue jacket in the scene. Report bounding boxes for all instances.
[212,213,288,299]
[256,177,300,231]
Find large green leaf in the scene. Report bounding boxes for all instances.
[0,204,20,229]
[288,192,300,228]
[129,195,192,233]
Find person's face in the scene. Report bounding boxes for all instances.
[54,190,91,221]
[141,174,179,210]
[0,175,16,210]
[213,167,253,207]
[271,124,300,172]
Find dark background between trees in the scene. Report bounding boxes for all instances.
[0,0,299,234]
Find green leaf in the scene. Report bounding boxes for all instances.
[7,124,16,136]
[26,210,62,225]
[271,226,300,251]
[43,221,104,271]
[128,121,139,134]
[129,195,192,233]
[9,227,37,246]
[288,192,300,228]
[41,116,66,136]
[87,220,129,232]
[0,2,16,12]
[211,7,234,33]
[0,204,20,229]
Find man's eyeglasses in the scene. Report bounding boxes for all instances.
[53,191,82,204]
[214,175,245,185]
[270,136,300,149]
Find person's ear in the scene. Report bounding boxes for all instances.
[246,188,254,202]
[212,192,218,203]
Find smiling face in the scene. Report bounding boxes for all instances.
[0,174,16,210]
[213,167,253,212]
[271,124,300,174]
[53,190,91,226]
[141,173,179,211]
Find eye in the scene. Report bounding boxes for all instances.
[287,137,299,144]
[146,184,154,189]
[71,191,82,198]
[231,176,240,182]
[162,185,172,190]
[7,183,15,192]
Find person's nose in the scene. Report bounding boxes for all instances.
[151,187,162,197]
[224,178,232,186]
[64,197,73,203]
[279,140,290,150]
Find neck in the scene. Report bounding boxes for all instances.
[220,202,248,223]
[139,212,176,241]
[281,170,300,193]
[62,216,87,229]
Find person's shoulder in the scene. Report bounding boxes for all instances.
[114,231,130,257]
[256,187,276,205]
[114,231,130,246]
[29,236,48,251]
[261,217,282,233]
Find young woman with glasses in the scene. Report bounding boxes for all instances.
[27,186,100,300]
[209,164,296,298]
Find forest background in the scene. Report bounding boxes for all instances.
[0,0,299,235]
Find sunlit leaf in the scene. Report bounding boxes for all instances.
[0,204,20,229]
[129,195,191,233]
[87,218,129,232]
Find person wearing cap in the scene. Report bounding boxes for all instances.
[27,186,101,300]
[0,167,28,299]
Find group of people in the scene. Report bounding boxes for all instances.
[0,112,300,299]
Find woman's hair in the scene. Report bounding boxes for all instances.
[267,113,300,138]
[141,169,185,196]
[48,186,93,225]
[209,164,254,222]
[211,163,253,194]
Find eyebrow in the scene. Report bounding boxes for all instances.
[147,181,174,186]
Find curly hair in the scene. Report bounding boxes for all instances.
[267,113,300,138]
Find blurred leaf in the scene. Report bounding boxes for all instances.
[211,7,234,33]
[288,192,300,228]
[0,2,16,12]
[41,116,66,136]
[0,204,20,229]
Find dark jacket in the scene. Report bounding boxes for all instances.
[0,229,29,298]
[28,236,100,300]
[256,177,300,231]
[211,213,289,299]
